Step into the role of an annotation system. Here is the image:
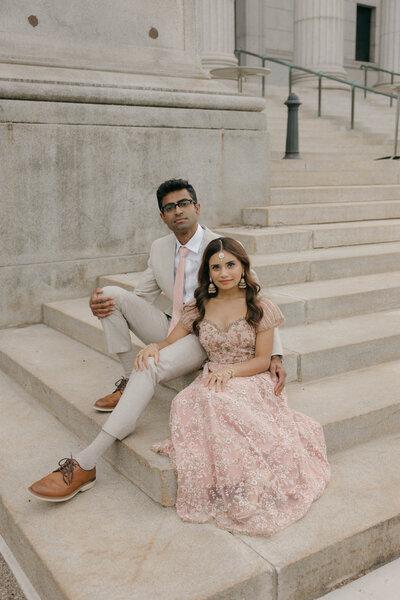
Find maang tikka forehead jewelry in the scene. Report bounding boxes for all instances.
[218,252,225,261]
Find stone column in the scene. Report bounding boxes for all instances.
[198,0,237,70]
[378,0,400,85]
[293,0,346,84]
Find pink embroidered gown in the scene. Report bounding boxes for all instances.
[153,298,330,536]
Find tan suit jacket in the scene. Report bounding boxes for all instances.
[134,225,220,315]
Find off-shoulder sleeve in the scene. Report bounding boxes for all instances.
[180,299,200,331]
[256,297,284,332]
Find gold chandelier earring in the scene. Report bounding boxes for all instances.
[238,273,247,289]
[208,276,217,295]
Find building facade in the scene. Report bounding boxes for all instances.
[235,0,400,87]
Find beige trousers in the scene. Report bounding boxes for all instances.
[99,286,207,440]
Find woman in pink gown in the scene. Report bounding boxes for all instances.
[136,237,330,537]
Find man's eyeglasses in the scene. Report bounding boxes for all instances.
[161,198,197,214]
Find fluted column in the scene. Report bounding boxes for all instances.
[378,0,400,85]
[198,0,237,70]
[293,0,346,84]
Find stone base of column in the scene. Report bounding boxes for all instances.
[292,66,348,89]
[201,54,238,71]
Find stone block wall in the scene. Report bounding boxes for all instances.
[1,100,269,328]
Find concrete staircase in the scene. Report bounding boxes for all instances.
[1,85,400,600]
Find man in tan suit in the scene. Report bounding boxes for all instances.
[28,179,285,502]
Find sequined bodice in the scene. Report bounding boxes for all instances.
[198,318,256,364]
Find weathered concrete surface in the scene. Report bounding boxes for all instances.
[0,109,269,328]
[270,184,400,205]
[243,201,400,227]
[266,271,400,323]
[250,242,400,286]
[321,556,400,599]
[0,370,273,600]
[0,0,202,79]
[288,360,400,453]
[281,308,400,380]
[216,221,400,252]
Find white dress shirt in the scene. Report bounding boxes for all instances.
[174,224,205,303]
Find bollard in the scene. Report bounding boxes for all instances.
[284,92,302,159]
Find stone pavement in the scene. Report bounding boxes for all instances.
[0,554,26,600]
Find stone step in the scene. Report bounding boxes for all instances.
[250,242,400,284]
[99,241,400,289]
[42,296,299,383]
[270,169,400,187]
[243,201,400,226]
[271,149,394,160]
[280,308,400,381]
[0,370,270,600]
[271,156,399,171]
[0,322,357,513]
[288,360,400,453]
[269,132,389,147]
[266,271,400,325]
[269,184,400,205]
[240,431,400,600]
[0,311,400,452]
[2,367,400,600]
[1,321,400,498]
[271,143,393,155]
[215,220,400,252]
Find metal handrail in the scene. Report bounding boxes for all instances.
[235,48,397,131]
[360,64,400,106]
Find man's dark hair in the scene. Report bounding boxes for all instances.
[156,179,197,211]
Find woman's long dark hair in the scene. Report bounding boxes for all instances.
[192,237,263,335]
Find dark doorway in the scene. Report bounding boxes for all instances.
[356,5,373,62]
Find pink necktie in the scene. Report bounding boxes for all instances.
[169,246,190,334]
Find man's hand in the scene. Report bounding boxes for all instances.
[269,356,286,396]
[89,288,115,318]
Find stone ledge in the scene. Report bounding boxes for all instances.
[0,99,266,130]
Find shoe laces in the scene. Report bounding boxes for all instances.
[113,377,128,393]
[55,456,78,485]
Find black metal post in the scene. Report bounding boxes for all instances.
[390,73,394,107]
[363,68,367,99]
[350,85,355,130]
[318,75,322,118]
[284,93,302,159]
[262,57,266,97]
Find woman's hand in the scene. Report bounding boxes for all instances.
[203,366,235,392]
[134,343,160,371]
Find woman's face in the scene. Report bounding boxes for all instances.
[209,249,243,292]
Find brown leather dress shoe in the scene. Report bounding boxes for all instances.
[28,457,96,502]
[93,377,129,412]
